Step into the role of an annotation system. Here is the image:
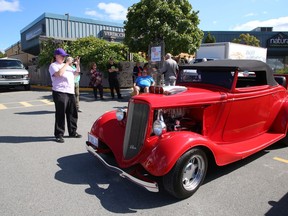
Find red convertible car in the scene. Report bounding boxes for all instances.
[86,59,288,199]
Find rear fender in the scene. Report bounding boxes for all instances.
[142,132,212,176]
[270,99,288,134]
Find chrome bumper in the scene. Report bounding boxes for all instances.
[86,144,159,192]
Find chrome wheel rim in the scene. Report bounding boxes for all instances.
[182,155,205,191]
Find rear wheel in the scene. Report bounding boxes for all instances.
[163,148,207,199]
[279,134,288,146]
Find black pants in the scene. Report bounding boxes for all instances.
[52,91,78,137]
[74,82,80,109]
[92,84,103,99]
[108,77,121,98]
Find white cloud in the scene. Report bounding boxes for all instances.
[231,16,288,31]
[84,2,127,21]
[0,0,21,12]
[84,9,104,19]
[97,3,127,20]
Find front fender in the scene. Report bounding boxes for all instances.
[142,132,212,176]
[90,110,125,161]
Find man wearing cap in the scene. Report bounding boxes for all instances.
[49,48,82,143]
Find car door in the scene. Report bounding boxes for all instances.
[223,86,274,142]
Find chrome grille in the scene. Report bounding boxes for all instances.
[4,75,23,79]
[123,102,149,160]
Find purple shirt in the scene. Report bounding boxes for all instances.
[49,62,76,94]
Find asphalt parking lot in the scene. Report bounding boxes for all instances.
[0,87,287,216]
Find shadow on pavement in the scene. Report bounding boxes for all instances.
[55,141,288,214]
[14,110,55,115]
[0,136,55,144]
[266,192,288,216]
[55,153,177,214]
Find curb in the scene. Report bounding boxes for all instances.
[31,85,131,93]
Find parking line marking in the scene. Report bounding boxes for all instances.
[19,102,33,107]
[0,104,7,110]
[0,99,54,110]
[40,99,54,105]
[273,157,288,164]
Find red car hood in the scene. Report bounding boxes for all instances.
[132,86,227,108]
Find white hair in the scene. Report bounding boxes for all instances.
[66,57,74,62]
[165,53,172,59]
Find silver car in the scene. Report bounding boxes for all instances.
[0,58,30,90]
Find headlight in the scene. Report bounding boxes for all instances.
[116,108,126,121]
[153,120,166,136]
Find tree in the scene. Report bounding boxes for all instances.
[203,32,216,43]
[69,36,128,73]
[38,36,134,73]
[0,51,5,58]
[123,0,203,56]
[232,33,260,47]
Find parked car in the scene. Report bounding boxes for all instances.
[192,58,216,63]
[86,59,288,199]
[0,58,30,90]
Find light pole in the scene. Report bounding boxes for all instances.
[65,13,69,38]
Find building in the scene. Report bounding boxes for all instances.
[9,13,288,71]
[203,27,288,70]
[20,12,125,56]
[4,42,36,66]
[5,13,125,86]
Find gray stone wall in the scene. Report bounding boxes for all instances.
[28,61,136,88]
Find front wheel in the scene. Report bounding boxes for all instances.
[163,148,208,199]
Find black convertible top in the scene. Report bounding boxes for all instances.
[180,59,278,86]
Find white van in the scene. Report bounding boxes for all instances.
[0,58,30,90]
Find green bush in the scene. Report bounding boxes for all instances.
[275,67,288,74]
[38,36,145,73]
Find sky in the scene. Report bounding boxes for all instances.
[0,0,288,52]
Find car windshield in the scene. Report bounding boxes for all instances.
[0,60,24,69]
[178,68,235,89]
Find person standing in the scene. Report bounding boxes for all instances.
[107,57,123,99]
[89,62,104,100]
[48,48,82,143]
[160,53,179,86]
[67,57,82,112]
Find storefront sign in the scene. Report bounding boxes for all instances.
[26,26,42,41]
[101,30,125,39]
[150,46,162,62]
[267,33,288,48]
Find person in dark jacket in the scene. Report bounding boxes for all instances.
[107,57,123,99]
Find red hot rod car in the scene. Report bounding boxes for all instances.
[86,59,288,199]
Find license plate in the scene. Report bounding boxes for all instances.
[88,132,99,148]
